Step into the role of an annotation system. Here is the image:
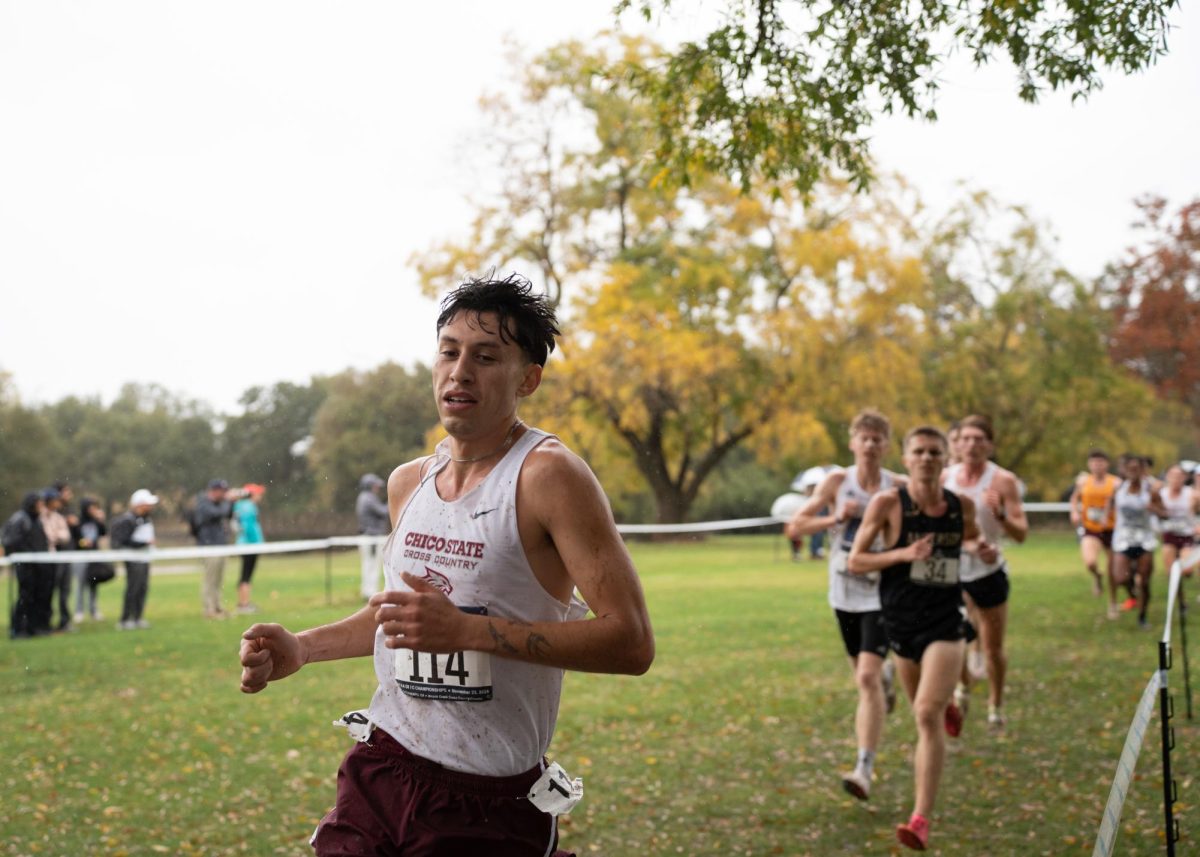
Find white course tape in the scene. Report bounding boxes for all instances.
[0,537,384,567]
[1161,551,1200,644]
[0,502,1079,567]
[1092,670,1165,857]
[615,516,782,534]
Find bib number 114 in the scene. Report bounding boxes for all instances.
[396,606,493,702]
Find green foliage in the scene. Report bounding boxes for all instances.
[222,380,330,511]
[415,36,1192,518]
[690,446,791,521]
[307,363,439,511]
[0,373,62,506]
[1,534,1195,854]
[36,383,219,513]
[620,0,1180,191]
[913,193,1178,496]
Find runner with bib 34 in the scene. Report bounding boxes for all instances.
[849,425,995,852]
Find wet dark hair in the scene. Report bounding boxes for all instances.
[436,273,560,367]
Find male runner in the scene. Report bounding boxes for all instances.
[786,409,903,801]
[1159,464,1199,577]
[849,425,995,851]
[239,275,655,856]
[1069,450,1122,616]
[946,422,963,467]
[943,415,1027,733]
[1112,454,1166,629]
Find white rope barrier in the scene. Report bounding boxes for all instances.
[1093,670,1166,857]
[0,503,1080,568]
[614,516,782,534]
[0,537,386,568]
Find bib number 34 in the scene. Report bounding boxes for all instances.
[912,555,959,587]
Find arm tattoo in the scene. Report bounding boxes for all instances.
[526,633,552,659]
[487,621,519,656]
[487,620,552,660]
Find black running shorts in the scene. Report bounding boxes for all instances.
[886,611,969,663]
[834,609,890,659]
[962,566,1010,610]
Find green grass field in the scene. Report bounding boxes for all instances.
[2,532,1197,856]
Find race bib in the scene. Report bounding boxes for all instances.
[1123,527,1154,548]
[832,549,879,587]
[1165,518,1193,536]
[911,555,959,587]
[1086,507,1107,524]
[395,606,493,702]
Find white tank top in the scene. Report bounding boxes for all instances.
[944,462,1005,582]
[1115,480,1154,534]
[366,427,587,776]
[1161,486,1196,536]
[827,466,894,612]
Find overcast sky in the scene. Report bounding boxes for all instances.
[2,1,1197,415]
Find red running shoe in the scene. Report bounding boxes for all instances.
[897,813,929,851]
[944,702,963,737]
[1121,597,1138,612]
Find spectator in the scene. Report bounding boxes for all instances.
[55,480,81,629]
[40,487,73,631]
[355,473,390,600]
[72,498,108,622]
[4,492,50,638]
[194,479,242,619]
[233,484,266,615]
[110,489,158,630]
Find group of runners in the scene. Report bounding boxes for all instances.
[1070,450,1200,626]
[785,412,1200,851]
[232,273,1199,856]
[786,410,1026,851]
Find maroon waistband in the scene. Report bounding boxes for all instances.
[366,727,544,798]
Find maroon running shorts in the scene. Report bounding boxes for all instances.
[311,727,576,857]
[1164,532,1195,550]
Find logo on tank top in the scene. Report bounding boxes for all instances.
[420,567,453,595]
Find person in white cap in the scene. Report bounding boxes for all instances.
[110,489,159,630]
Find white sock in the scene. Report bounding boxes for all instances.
[856,748,875,780]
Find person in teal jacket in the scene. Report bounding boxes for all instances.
[234,484,266,614]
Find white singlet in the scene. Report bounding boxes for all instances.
[1114,481,1159,552]
[944,462,1005,582]
[827,466,895,612]
[1161,486,1197,536]
[366,427,588,777]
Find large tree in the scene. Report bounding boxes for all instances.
[42,383,220,513]
[221,380,329,511]
[620,0,1180,190]
[307,363,439,511]
[1104,197,1200,433]
[418,37,1183,518]
[0,373,61,509]
[915,193,1179,495]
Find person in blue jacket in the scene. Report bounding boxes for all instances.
[233,484,266,614]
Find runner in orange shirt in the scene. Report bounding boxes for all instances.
[1070,450,1123,618]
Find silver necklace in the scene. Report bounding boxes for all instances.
[447,420,522,464]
